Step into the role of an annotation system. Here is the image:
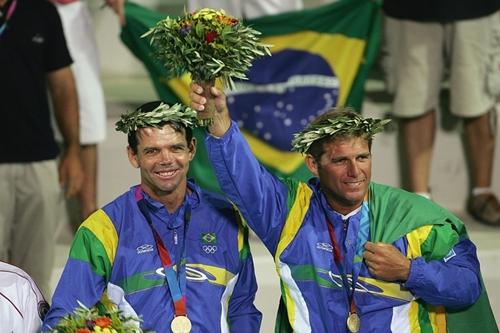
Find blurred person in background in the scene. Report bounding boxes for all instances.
[53,0,125,228]
[382,0,500,226]
[0,0,83,298]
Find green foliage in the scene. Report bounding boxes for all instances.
[142,8,272,89]
[291,113,391,154]
[115,102,198,134]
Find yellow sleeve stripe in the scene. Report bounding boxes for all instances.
[275,182,313,263]
[406,225,447,332]
[406,225,433,259]
[428,305,447,333]
[80,209,119,265]
[231,204,245,253]
[275,182,312,329]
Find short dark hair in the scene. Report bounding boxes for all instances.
[307,107,372,162]
[127,101,194,154]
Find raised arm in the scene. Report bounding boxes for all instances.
[190,83,292,253]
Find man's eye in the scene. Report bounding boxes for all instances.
[172,145,187,153]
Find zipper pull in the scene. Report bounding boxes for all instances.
[173,229,178,245]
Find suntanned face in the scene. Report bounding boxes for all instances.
[305,136,371,215]
[127,124,196,211]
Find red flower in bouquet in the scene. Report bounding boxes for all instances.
[95,316,113,328]
[76,329,91,333]
[205,31,218,43]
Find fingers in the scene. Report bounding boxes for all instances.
[211,86,221,96]
[58,153,84,198]
[190,81,202,94]
[58,163,67,189]
[65,173,82,198]
[364,241,376,253]
[62,166,84,198]
[363,242,410,281]
[189,94,206,111]
[189,82,206,111]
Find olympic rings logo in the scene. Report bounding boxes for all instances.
[202,245,217,254]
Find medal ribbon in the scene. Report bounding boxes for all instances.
[325,201,370,317]
[135,187,190,317]
[0,0,17,37]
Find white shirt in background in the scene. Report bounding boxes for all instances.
[0,262,49,333]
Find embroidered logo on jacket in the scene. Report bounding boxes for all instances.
[136,244,154,254]
[201,232,217,254]
[443,248,456,262]
[316,242,333,253]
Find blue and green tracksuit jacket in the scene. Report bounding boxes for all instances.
[206,122,496,333]
[43,181,262,332]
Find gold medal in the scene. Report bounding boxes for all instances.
[346,312,360,333]
[171,315,192,333]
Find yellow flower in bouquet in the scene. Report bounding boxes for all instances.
[143,8,271,89]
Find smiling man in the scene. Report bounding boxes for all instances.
[43,101,262,333]
[190,83,498,333]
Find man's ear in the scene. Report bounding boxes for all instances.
[188,137,197,161]
[127,146,139,168]
[305,154,319,177]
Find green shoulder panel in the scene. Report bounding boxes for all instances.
[69,209,119,280]
[278,176,301,213]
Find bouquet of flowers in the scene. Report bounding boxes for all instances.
[142,8,272,125]
[48,301,152,333]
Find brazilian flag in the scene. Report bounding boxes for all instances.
[120,0,381,192]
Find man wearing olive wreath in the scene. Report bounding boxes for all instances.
[190,83,498,333]
[43,101,262,333]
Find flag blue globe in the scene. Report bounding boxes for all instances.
[227,49,339,151]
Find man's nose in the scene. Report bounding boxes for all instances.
[347,160,360,177]
[159,150,173,163]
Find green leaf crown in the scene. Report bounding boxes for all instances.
[115,102,198,134]
[291,110,391,154]
[142,8,272,89]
